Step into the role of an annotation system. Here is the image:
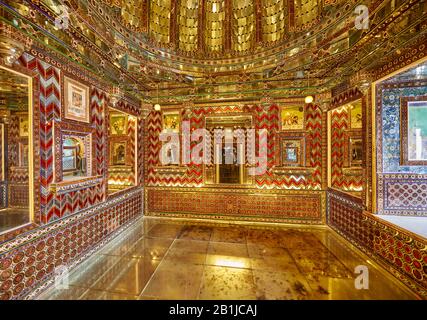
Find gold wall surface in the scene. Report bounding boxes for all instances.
[292,0,320,28]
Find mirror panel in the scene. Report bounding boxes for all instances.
[0,66,32,233]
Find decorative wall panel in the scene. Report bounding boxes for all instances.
[16,52,144,224]
[376,81,427,215]
[7,115,30,207]
[378,174,427,215]
[328,190,427,299]
[144,102,325,224]
[106,98,141,194]
[0,188,143,300]
[0,48,146,299]
[91,88,108,178]
[146,187,325,224]
[145,103,324,190]
[379,83,427,174]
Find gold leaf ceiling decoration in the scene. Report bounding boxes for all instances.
[149,0,172,44]
[119,0,306,55]
[179,0,199,52]
[262,0,286,43]
[96,0,426,103]
[7,0,426,105]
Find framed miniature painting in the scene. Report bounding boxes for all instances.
[19,116,29,137]
[280,106,304,131]
[64,76,90,123]
[162,111,180,132]
[110,114,128,135]
[111,142,127,165]
[280,138,305,167]
[18,142,29,167]
[350,100,363,129]
[400,97,427,165]
[349,137,363,167]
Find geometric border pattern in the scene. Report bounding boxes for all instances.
[381,176,427,215]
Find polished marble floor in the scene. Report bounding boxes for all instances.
[38,217,418,300]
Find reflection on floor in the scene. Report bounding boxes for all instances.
[37,217,418,300]
[0,208,29,234]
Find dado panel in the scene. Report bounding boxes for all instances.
[328,190,427,299]
[145,187,325,224]
[0,189,143,300]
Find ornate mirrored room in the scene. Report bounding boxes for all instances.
[0,0,426,302]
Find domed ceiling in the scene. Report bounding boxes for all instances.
[2,0,426,106]
[103,0,332,74]
[93,0,427,103]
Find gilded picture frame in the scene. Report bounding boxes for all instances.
[64,76,90,123]
[280,137,305,167]
[280,106,305,131]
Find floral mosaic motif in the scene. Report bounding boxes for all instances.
[377,82,427,215]
[380,86,427,174]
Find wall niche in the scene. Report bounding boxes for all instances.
[328,99,364,198]
[107,108,137,194]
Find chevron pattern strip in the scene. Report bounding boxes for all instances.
[18,53,60,223]
[145,111,162,185]
[91,88,107,177]
[128,116,136,174]
[305,104,323,189]
[331,108,348,189]
[254,104,279,189]
[137,117,144,186]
